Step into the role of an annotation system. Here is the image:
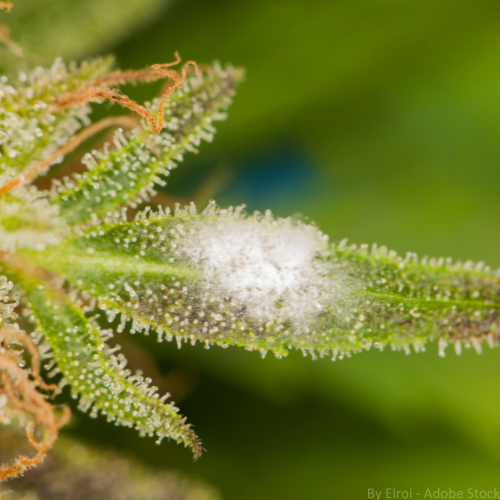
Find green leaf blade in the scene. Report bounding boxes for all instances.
[16,273,202,457]
[53,64,245,225]
[31,206,500,360]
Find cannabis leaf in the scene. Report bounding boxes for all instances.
[51,62,242,224]
[16,272,201,456]
[26,204,500,362]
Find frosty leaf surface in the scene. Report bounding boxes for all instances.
[0,274,16,327]
[52,64,244,225]
[29,205,500,360]
[0,57,113,174]
[0,183,68,252]
[11,272,202,457]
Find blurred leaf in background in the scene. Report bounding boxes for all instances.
[0,428,219,500]
[0,0,169,69]
[7,1,500,499]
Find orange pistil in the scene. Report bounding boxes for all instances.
[53,52,201,134]
[0,329,70,483]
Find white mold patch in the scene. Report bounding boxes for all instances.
[180,209,345,329]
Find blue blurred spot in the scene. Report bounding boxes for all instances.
[220,146,320,215]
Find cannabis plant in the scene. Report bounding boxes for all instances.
[1,0,500,486]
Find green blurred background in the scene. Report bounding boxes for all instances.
[9,0,500,498]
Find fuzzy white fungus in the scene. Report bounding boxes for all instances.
[181,211,343,328]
